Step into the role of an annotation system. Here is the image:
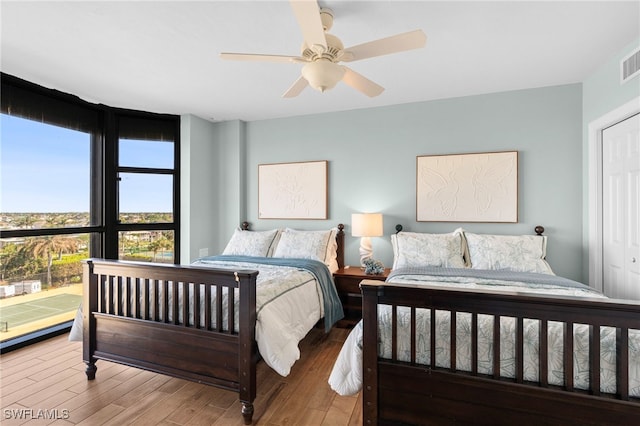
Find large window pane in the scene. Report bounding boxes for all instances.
[118,230,174,263]
[1,75,180,350]
[0,115,90,225]
[118,173,173,223]
[0,233,90,341]
[119,138,174,168]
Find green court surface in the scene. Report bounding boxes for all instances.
[0,294,82,328]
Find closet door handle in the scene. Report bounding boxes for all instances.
[632,257,637,263]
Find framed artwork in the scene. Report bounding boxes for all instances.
[416,151,518,222]
[258,160,328,219]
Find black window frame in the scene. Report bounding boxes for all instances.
[0,73,180,352]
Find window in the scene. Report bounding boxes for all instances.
[109,114,180,263]
[0,74,180,350]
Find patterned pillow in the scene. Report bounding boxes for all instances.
[222,229,279,257]
[272,228,338,272]
[392,231,466,269]
[464,232,554,274]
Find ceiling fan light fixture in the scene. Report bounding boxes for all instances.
[302,59,345,92]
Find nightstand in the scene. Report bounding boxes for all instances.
[333,266,390,328]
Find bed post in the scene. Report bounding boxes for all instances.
[82,260,98,380]
[237,270,259,425]
[336,224,345,269]
[360,280,380,425]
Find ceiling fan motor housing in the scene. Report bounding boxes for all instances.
[302,33,343,62]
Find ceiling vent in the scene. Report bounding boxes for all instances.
[621,47,640,84]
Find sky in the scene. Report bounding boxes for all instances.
[0,114,173,213]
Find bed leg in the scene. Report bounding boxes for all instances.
[85,361,97,380]
[241,402,253,425]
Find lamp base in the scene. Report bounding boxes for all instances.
[359,237,373,267]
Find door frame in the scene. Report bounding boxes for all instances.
[588,96,640,292]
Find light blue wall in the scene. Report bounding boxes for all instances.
[581,38,640,280]
[583,38,640,125]
[183,84,584,280]
[241,84,583,280]
[180,114,219,264]
[180,116,247,263]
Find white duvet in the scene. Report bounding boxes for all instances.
[328,272,640,397]
[70,259,324,377]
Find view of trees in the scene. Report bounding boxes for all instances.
[0,213,174,288]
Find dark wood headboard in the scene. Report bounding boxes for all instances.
[394,224,545,236]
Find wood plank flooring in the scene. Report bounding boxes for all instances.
[0,327,362,425]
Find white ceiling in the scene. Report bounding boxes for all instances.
[2,1,639,122]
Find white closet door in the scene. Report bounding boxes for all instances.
[602,113,640,299]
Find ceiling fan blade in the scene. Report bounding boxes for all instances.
[289,0,327,49]
[282,76,309,98]
[341,29,427,62]
[220,52,306,63]
[342,67,384,97]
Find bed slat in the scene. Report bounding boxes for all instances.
[590,325,601,396]
[193,283,201,329]
[430,309,436,368]
[471,313,478,375]
[117,276,123,316]
[143,278,149,320]
[216,285,223,332]
[450,310,456,371]
[617,327,629,400]
[205,284,211,330]
[181,281,189,327]
[410,307,416,365]
[391,306,398,361]
[564,322,574,391]
[493,315,500,379]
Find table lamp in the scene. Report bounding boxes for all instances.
[351,213,383,267]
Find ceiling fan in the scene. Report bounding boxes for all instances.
[220,0,427,98]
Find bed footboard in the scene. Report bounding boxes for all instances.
[360,280,640,425]
[82,259,259,425]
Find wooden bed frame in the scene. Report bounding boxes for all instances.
[82,223,344,425]
[359,227,640,425]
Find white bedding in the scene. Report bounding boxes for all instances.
[328,271,640,397]
[70,259,325,377]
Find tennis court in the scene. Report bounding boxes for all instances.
[0,294,82,329]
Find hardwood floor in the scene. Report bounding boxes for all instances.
[0,327,362,425]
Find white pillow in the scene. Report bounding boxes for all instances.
[272,228,339,272]
[391,230,466,269]
[222,228,279,257]
[464,232,554,274]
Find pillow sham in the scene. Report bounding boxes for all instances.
[464,232,554,274]
[272,228,339,272]
[391,230,467,269]
[222,228,279,257]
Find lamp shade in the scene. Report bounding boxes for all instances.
[351,213,383,237]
